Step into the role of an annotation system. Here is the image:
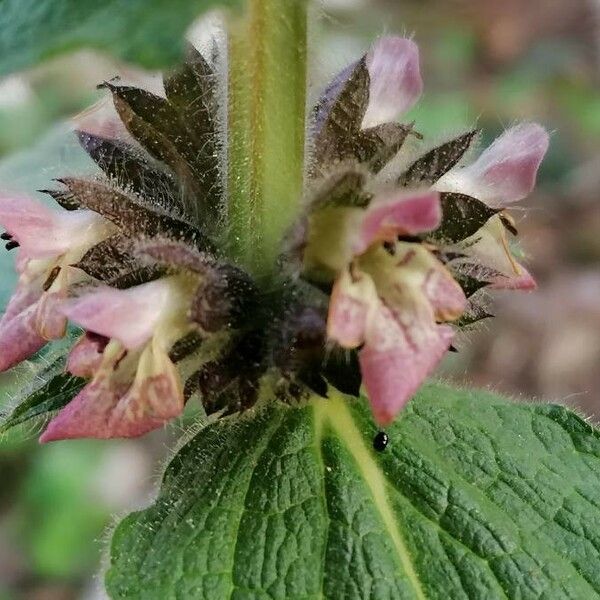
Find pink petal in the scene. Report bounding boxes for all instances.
[360,302,454,425]
[1,280,41,324]
[40,345,183,442]
[35,291,67,340]
[0,195,55,257]
[0,195,106,259]
[61,280,175,350]
[74,96,130,140]
[459,215,536,290]
[436,123,549,208]
[0,303,47,371]
[422,267,467,321]
[67,333,108,377]
[489,266,537,291]
[362,37,423,129]
[354,191,441,255]
[327,270,377,348]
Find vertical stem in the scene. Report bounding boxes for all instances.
[227,0,308,275]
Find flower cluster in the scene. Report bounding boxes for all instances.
[0,37,548,440]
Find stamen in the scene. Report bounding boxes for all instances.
[5,240,19,251]
[383,241,396,255]
[0,232,12,240]
[42,266,62,292]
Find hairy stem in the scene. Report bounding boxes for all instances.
[227,0,308,275]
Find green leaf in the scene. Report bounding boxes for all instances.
[0,334,84,433]
[106,383,600,599]
[0,0,238,77]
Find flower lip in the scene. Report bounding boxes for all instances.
[0,194,109,260]
[0,302,46,371]
[435,123,549,208]
[362,36,423,129]
[353,190,441,256]
[360,322,454,425]
[60,279,176,350]
[67,332,110,378]
[40,339,184,442]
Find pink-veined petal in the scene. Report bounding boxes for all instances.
[436,123,549,208]
[360,301,454,425]
[61,279,176,350]
[354,191,441,255]
[459,215,536,290]
[67,333,108,377]
[0,195,107,259]
[422,265,468,321]
[35,290,67,340]
[362,242,466,323]
[362,36,423,129]
[0,302,47,371]
[489,266,537,291]
[327,269,378,348]
[1,280,40,325]
[40,341,183,442]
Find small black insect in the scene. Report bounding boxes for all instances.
[373,431,389,452]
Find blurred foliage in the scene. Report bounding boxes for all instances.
[0,0,238,78]
[0,0,598,597]
[0,431,115,597]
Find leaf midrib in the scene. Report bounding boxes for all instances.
[313,393,427,600]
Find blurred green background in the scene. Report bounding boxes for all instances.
[0,0,598,597]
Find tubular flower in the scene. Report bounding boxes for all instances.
[308,190,467,424]
[0,36,549,440]
[40,277,196,441]
[0,195,114,371]
[434,123,549,290]
[300,36,548,422]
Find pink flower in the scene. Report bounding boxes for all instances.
[458,215,537,291]
[0,195,113,371]
[362,37,423,129]
[435,123,549,289]
[436,123,549,208]
[66,333,108,378]
[40,277,196,442]
[306,190,467,424]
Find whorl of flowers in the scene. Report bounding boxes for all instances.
[0,37,548,441]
